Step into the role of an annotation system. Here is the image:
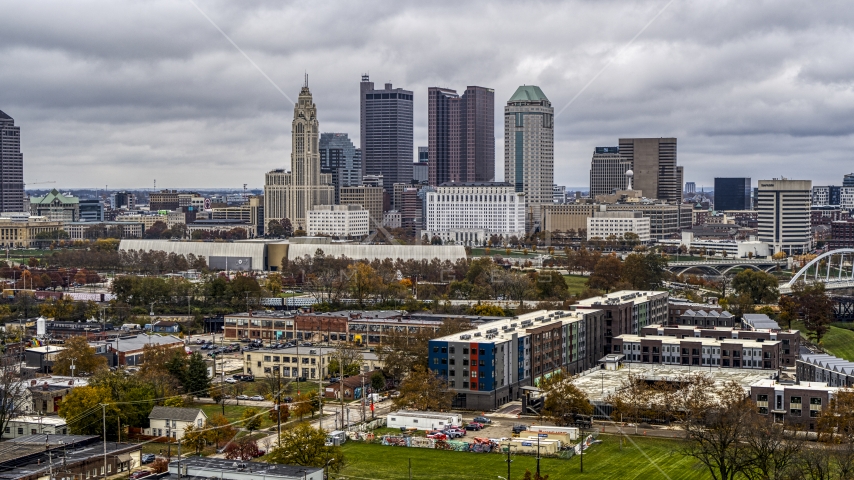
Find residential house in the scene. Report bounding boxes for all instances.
[146,406,207,440]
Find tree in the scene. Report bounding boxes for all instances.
[0,356,27,435]
[792,282,834,343]
[184,352,210,397]
[225,436,261,460]
[539,371,593,426]
[680,380,757,480]
[58,385,120,436]
[182,425,207,455]
[347,262,380,307]
[266,219,285,237]
[241,407,262,433]
[778,295,799,331]
[270,403,290,424]
[268,422,344,472]
[532,270,569,300]
[205,413,236,449]
[744,416,803,480]
[731,269,779,305]
[621,253,668,290]
[282,218,294,237]
[328,343,364,377]
[292,393,319,420]
[370,370,386,392]
[53,336,108,376]
[522,470,549,480]
[468,303,506,317]
[393,365,454,412]
[588,255,622,292]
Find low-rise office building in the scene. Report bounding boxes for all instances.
[64,221,143,240]
[243,346,383,380]
[586,210,651,243]
[306,204,369,238]
[428,309,606,410]
[2,416,67,439]
[0,435,141,480]
[0,216,64,248]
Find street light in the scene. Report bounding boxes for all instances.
[325,458,335,480]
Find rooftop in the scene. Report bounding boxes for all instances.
[30,189,79,205]
[437,181,513,187]
[0,435,139,480]
[616,334,778,348]
[163,457,322,480]
[742,314,781,330]
[431,310,591,343]
[508,85,549,102]
[148,406,205,422]
[0,109,12,121]
[249,347,379,361]
[572,364,775,403]
[574,290,667,308]
[92,334,183,352]
[6,415,67,426]
[751,378,838,393]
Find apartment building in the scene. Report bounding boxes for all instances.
[750,379,835,430]
[613,334,781,369]
[573,290,669,355]
[242,346,383,380]
[428,309,606,410]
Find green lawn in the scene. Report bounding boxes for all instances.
[563,275,589,295]
[792,321,854,361]
[334,435,708,480]
[198,403,276,430]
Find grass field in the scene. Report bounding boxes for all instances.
[563,275,589,295]
[791,320,854,361]
[334,435,709,480]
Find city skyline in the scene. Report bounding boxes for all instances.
[1,1,853,188]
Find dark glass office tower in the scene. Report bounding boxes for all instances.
[427,86,495,186]
[714,177,752,211]
[360,75,413,192]
[319,133,361,203]
[0,109,25,212]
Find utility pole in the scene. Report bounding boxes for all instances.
[101,404,107,479]
[506,443,512,480]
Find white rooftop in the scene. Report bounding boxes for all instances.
[574,290,666,308]
[616,334,777,348]
[9,416,68,426]
[431,310,588,343]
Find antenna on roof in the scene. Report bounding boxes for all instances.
[304,72,308,88]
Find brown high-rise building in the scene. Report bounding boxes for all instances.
[428,86,494,186]
[618,137,682,203]
[0,109,25,212]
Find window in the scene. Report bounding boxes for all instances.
[441,347,447,353]
[463,359,469,366]
[449,347,455,354]
[463,348,469,354]
[264,356,271,362]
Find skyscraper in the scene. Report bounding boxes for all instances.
[264,80,334,230]
[413,146,428,183]
[319,133,361,203]
[618,138,682,202]
[504,86,553,230]
[757,178,811,255]
[714,178,751,211]
[360,75,413,191]
[427,86,495,186]
[844,173,854,187]
[0,109,25,212]
[589,146,630,197]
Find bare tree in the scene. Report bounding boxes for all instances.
[0,354,27,435]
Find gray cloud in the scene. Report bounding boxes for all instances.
[1,0,853,189]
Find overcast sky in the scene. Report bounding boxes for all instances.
[2,0,853,190]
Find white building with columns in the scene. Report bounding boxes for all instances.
[424,182,525,245]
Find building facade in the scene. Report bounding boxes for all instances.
[78,199,104,222]
[319,132,362,203]
[29,189,79,222]
[265,82,335,230]
[149,190,180,211]
[750,379,834,430]
[0,109,25,212]
[619,138,682,203]
[360,75,414,189]
[0,216,64,247]
[146,406,206,440]
[715,177,752,211]
[504,86,553,231]
[428,86,494,186]
[573,290,669,355]
[589,146,630,197]
[243,347,383,380]
[306,204,369,238]
[428,309,606,410]
[613,334,781,369]
[586,210,651,243]
[424,182,525,245]
[757,178,812,254]
[338,184,384,228]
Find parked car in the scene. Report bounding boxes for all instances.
[473,416,492,424]
[249,395,264,401]
[225,378,237,384]
[465,423,483,431]
[140,454,155,464]
[426,431,447,440]
[282,396,293,403]
[130,471,151,479]
[237,395,249,400]
[511,424,528,434]
[445,428,466,438]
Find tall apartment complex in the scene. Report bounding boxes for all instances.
[264,82,334,230]
[503,86,554,231]
[618,138,682,203]
[589,146,630,197]
[0,109,25,212]
[757,178,812,254]
[360,75,413,191]
[714,177,752,211]
[319,133,361,203]
[427,86,494,185]
[424,182,525,245]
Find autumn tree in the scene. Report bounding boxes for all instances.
[346,262,380,307]
[328,343,364,377]
[539,371,593,426]
[588,255,622,292]
[393,365,454,412]
[182,425,207,454]
[0,356,27,435]
[269,403,290,424]
[291,393,319,420]
[224,436,261,460]
[269,422,344,472]
[53,336,108,376]
[621,253,668,290]
[241,407,262,433]
[205,413,236,449]
[791,282,834,342]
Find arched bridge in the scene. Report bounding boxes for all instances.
[666,258,787,276]
[780,249,854,294]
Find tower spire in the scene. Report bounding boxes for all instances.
[304,72,308,88]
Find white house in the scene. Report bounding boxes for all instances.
[146,406,207,440]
